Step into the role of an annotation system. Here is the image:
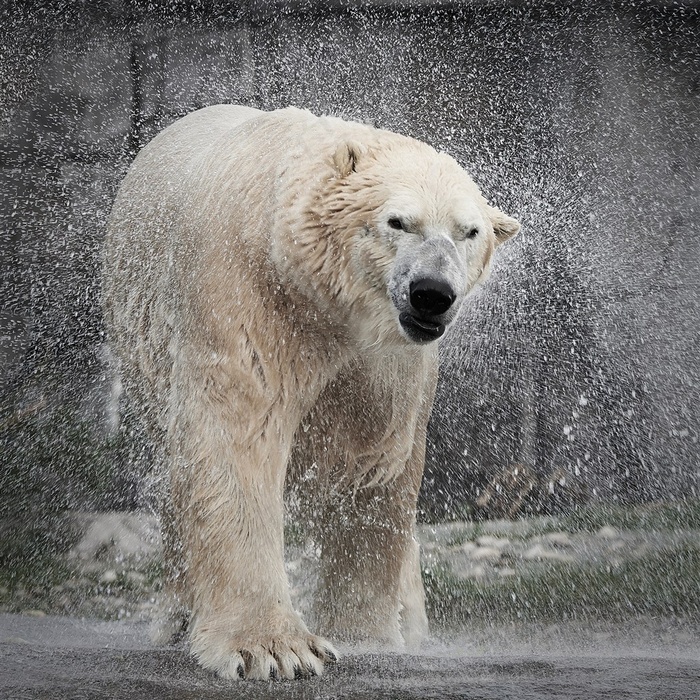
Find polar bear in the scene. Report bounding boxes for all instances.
[102,105,519,680]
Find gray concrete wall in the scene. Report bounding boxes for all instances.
[1,1,698,513]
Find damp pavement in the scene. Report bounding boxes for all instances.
[1,612,699,700]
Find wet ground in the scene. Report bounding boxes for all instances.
[1,613,699,699]
[2,506,699,698]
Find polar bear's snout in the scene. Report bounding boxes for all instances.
[396,277,456,342]
[395,276,460,343]
[391,235,468,343]
[409,277,456,316]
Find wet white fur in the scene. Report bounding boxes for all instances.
[102,105,519,680]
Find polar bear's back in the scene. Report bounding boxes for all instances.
[103,105,274,432]
[102,105,343,433]
[104,104,341,298]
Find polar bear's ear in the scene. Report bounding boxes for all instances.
[332,140,367,177]
[488,206,521,246]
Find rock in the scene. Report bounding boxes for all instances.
[476,535,511,549]
[452,563,486,579]
[99,570,118,584]
[125,572,146,586]
[470,546,503,562]
[523,544,575,563]
[597,525,620,540]
[461,542,477,555]
[544,532,573,547]
[285,560,300,574]
[69,512,161,567]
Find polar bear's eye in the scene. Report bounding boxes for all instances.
[387,217,405,231]
[457,227,479,241]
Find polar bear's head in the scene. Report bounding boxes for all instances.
[324,134,520,346]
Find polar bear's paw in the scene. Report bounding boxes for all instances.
[191,631,339,681]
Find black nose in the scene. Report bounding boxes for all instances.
[409,278,456,316]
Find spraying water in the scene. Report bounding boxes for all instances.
[1,2,698,696]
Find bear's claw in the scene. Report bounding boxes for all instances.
[192,634,339,681]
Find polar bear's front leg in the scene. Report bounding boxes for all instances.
[398,531,429,648]
[313,461,426,648]
[167,392,337,680]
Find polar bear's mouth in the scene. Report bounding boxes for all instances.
[399,312,446,342]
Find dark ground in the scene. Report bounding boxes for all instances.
[1,613,698,700]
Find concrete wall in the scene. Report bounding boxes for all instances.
[1,1,698,513]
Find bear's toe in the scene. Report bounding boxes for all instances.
[225,654,247,680]
[243,647,281,680]
[192,633,339,681]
